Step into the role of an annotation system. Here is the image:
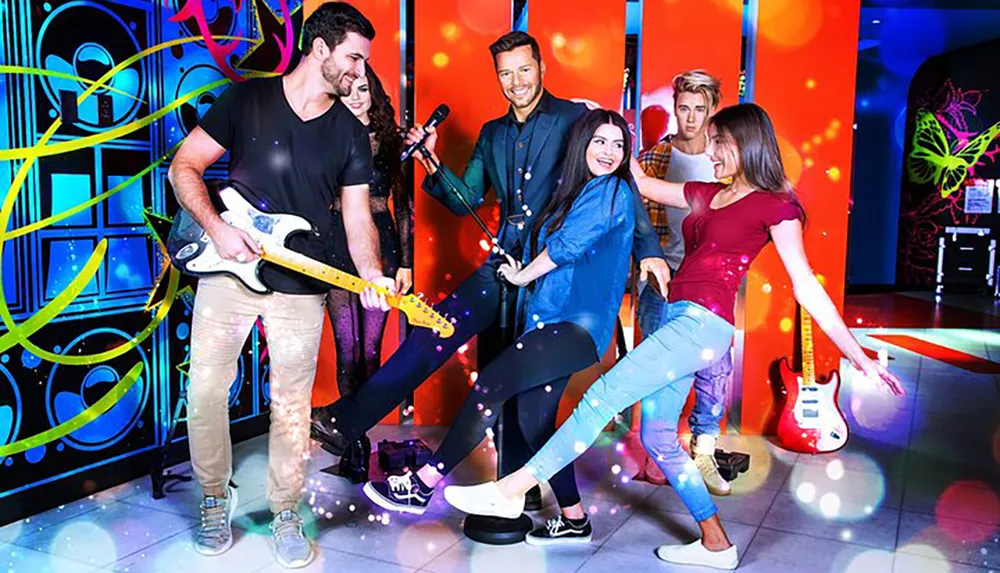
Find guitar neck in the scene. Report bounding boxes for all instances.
[262,244,381,297]
[800,308,816,386]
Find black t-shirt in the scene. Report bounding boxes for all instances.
[197,76,373,294]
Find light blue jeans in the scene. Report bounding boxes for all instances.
[526,301,734,522]
[638,285,734,439]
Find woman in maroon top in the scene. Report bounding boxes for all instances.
[441,104,904,570]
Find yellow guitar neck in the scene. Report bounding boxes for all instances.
[262,244,397,302]
[801,308,816,386]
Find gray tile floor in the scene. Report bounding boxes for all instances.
[1,328,998,572]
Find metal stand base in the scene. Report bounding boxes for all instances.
[462,513,534,545]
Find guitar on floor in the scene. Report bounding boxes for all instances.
[166,186,455,338]
[776,308,848,454]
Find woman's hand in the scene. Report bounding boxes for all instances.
[852,354,905,396]
[395,267,413,294]
[498,254,528,286]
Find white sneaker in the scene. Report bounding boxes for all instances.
[443,482,525,519]
[656,539,738,570]
[693,435,732,496]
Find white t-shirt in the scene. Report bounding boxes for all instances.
[662,146,717,270]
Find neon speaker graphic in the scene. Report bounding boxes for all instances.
[44,328,151,452]
[34,0,149,136]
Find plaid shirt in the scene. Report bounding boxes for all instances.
[637,138,674,249]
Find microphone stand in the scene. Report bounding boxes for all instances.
[418,147,530,545]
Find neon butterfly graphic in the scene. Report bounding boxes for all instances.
[907,110,1000,198]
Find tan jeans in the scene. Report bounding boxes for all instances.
[186,275,325,514]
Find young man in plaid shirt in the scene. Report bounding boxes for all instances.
[634,70,734,497]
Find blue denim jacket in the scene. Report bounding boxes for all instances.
[519,174,636,355]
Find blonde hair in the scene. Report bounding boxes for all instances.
[672,69,722,110]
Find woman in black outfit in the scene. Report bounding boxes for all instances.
[326,63,413,482]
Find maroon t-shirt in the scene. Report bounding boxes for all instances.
[667,182,804,324]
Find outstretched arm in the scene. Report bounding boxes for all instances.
[771,219,904,395]
[629,155,688,208]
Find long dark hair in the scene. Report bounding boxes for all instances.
[710,103,805,220]
[530,109,632,257]
[362,63,405,210]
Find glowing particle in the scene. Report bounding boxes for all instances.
[804,158,815,168]
[615,442,625,453]
[574,442,587,453]
[516,342,523,350]
[479,239,491,251]
[552,33,567,49]
[437,462,445,470]
[796,482,817,503]
[532,314,540,321]
[458,344,469,354]
[590,399,600,407]
[470,371,479,383]
[484,409,492,417]
[762,283,772,294]
[812,135,822,145]
[841,529,852,541]
[780,317,793,332]
[827,166,842,182]
[368,514,376,522]
[621,476,630,484]
[611,464,622,475]
[826,459,845,481]
[537,322,545,329]
[440,22,458,41]
[820,493,841,517]
[806,79,817,89]
[432,52,450,68]
[701,348,715,361]
[544,385,552,393]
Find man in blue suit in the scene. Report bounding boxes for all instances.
[311,31,668,537]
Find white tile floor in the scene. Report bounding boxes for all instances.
[1,328,998,572]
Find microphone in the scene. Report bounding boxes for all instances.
[401,104,450,162]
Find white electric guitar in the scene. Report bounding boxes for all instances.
[167,186,454,338]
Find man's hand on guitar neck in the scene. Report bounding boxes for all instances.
[360,274,397,312]
[208,220,261,263]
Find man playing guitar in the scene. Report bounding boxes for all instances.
[166,3,394,568]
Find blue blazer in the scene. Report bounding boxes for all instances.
[422,91,664,261]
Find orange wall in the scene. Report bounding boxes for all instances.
[640,0,743,112]
[530,0,626,109]
[740,0,861,433]
[411,0,510,425]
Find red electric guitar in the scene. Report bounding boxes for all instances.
[776,308,849,454]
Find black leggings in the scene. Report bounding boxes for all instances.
[428,322,597,508]
[326,288,391,401]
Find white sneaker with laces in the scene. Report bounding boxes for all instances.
[656,539,738,570]
[443,482,525,519]
[692,434,732,496]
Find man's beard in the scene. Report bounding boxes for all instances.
[322,63,356,97]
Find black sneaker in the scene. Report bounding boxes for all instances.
[525,514,592,546]
[362,472,433,515]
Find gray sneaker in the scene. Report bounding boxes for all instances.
[194,486,238,556]
[270,510,313,568]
